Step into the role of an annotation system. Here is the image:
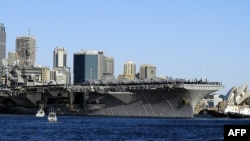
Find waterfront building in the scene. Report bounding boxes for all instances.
[53,47,67,68]
[102,56,115,81]
[73,50,101,83]
[118,61,136,80]
[139,64,156,79]
[0,23,6,68]
[16,36,36,66]
[73,50,114,84]
[52,47,71,84]
[123,61,136,80]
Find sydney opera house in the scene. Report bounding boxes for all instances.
[196,84,250,116]
[225,84,250,105]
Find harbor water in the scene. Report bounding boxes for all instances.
[0,114,249,141]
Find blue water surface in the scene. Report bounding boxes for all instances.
[0,114,250,141]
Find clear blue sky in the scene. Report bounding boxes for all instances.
[1,0,250,95]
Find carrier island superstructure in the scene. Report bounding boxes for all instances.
[0,65,224,118]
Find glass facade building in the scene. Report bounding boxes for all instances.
[73,51,99,83]
[74,50,115,84]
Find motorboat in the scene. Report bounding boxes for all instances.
[48,108,57,122]
[36,108,45,117]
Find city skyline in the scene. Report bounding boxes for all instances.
[1,1,250,95]
[6,34,159,84]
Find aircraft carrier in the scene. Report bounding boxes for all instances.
[0,73,224,118]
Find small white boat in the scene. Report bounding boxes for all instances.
[48,108,57,122]
[36,109,45,117]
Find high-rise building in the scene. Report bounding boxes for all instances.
[139,64,156,79]
[16,36,36,66]
[53,47,67,68]
[73,50,113,84]
[123,61,136,80]
[102,56,114,80]
[52,47,71,84]
[73,50,99,83]
[0,23,6,68]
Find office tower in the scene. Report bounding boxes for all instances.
[16,36,36,66]
[104,56,114,74]
[139,64,156,79]
[0,23,6,68]
[73,50,106,84]
[53,47,67,68]
[123,61,136,80]
[74,50,99,83]
[52,47,71,84]
[102,56,114,81]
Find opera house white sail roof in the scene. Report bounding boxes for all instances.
[225,84,250,105]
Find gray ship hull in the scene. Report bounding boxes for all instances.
[1,82,224,118]
[84,90,193,117]
[81,85,222,118]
